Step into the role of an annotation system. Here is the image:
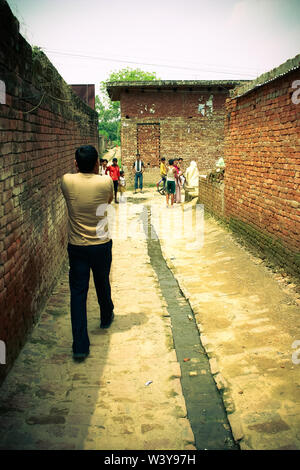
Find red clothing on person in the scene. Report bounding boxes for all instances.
[173,165,180,176]
[106,164,120,181]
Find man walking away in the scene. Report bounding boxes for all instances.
[61,145,115,361]
[133,153,145,193]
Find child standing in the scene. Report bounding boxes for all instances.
[106,158,120,203]
[159,157,167,191]
[118,170,126,202]
[99,159,108,176]
[173,158,182,203]
[166,159,176,208]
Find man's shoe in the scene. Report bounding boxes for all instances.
[73,351,89,361]
[100,312,114,329]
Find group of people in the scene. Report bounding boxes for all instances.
[99,153,146,203]
[159,157,185,207]
[101,153,198,208]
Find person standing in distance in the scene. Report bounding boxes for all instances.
[61,145,115,361]
[166,159,176,208]
[133,153,145,193]
[106,157,120,203]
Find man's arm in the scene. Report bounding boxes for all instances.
[108,179,114,204]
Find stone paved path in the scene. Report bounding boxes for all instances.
[1,187,299,451]
[0,198,195,450]
[148,189,300,450]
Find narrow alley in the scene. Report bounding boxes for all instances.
[1,0,300,456]
[0,187,299,451]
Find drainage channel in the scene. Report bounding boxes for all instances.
[144,207,238,450]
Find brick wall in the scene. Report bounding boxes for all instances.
[120,88,230,184]
[223,61,300,277]
[198,177,224,219]
[0,0,99,384]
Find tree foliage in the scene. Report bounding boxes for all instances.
[96,67,159,145]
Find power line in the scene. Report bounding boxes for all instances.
[44,47,260,74]
[43,48,257,78]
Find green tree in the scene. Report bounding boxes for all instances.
[96,68,160,146]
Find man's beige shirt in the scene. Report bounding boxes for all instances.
[61,172,114,246]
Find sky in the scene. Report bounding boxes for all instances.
[6,0,300,97]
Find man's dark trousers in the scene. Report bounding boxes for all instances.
[67,240,114,354]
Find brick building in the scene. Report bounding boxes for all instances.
[106,80,246,179]
[199,54,300,277]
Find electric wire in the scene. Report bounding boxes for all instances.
[43,48,257,78]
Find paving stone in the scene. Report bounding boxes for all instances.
[0,191,196,450]
[156,189,300,450]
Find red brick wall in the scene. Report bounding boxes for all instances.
[120,89,229,182]
[224,68,300,276]
[198,177,224,219]
[0,1,99,384]
[137,123,160,166]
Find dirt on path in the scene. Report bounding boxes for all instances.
[102,147,121,165]
[0,194,195,450]
[1,185,299,451]
[138,188,300,450]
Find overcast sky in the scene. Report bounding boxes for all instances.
[7,0,300,95]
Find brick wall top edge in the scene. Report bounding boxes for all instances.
[0,1,98,121]
[229,54,300,100]
[107,80,250,100]
[107,80,249,86]
[31,51,97,117]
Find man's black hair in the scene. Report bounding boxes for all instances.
[112,158,118,162]
[161,157,166,161]
[75,145,98,173]
[169,159,174,165]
